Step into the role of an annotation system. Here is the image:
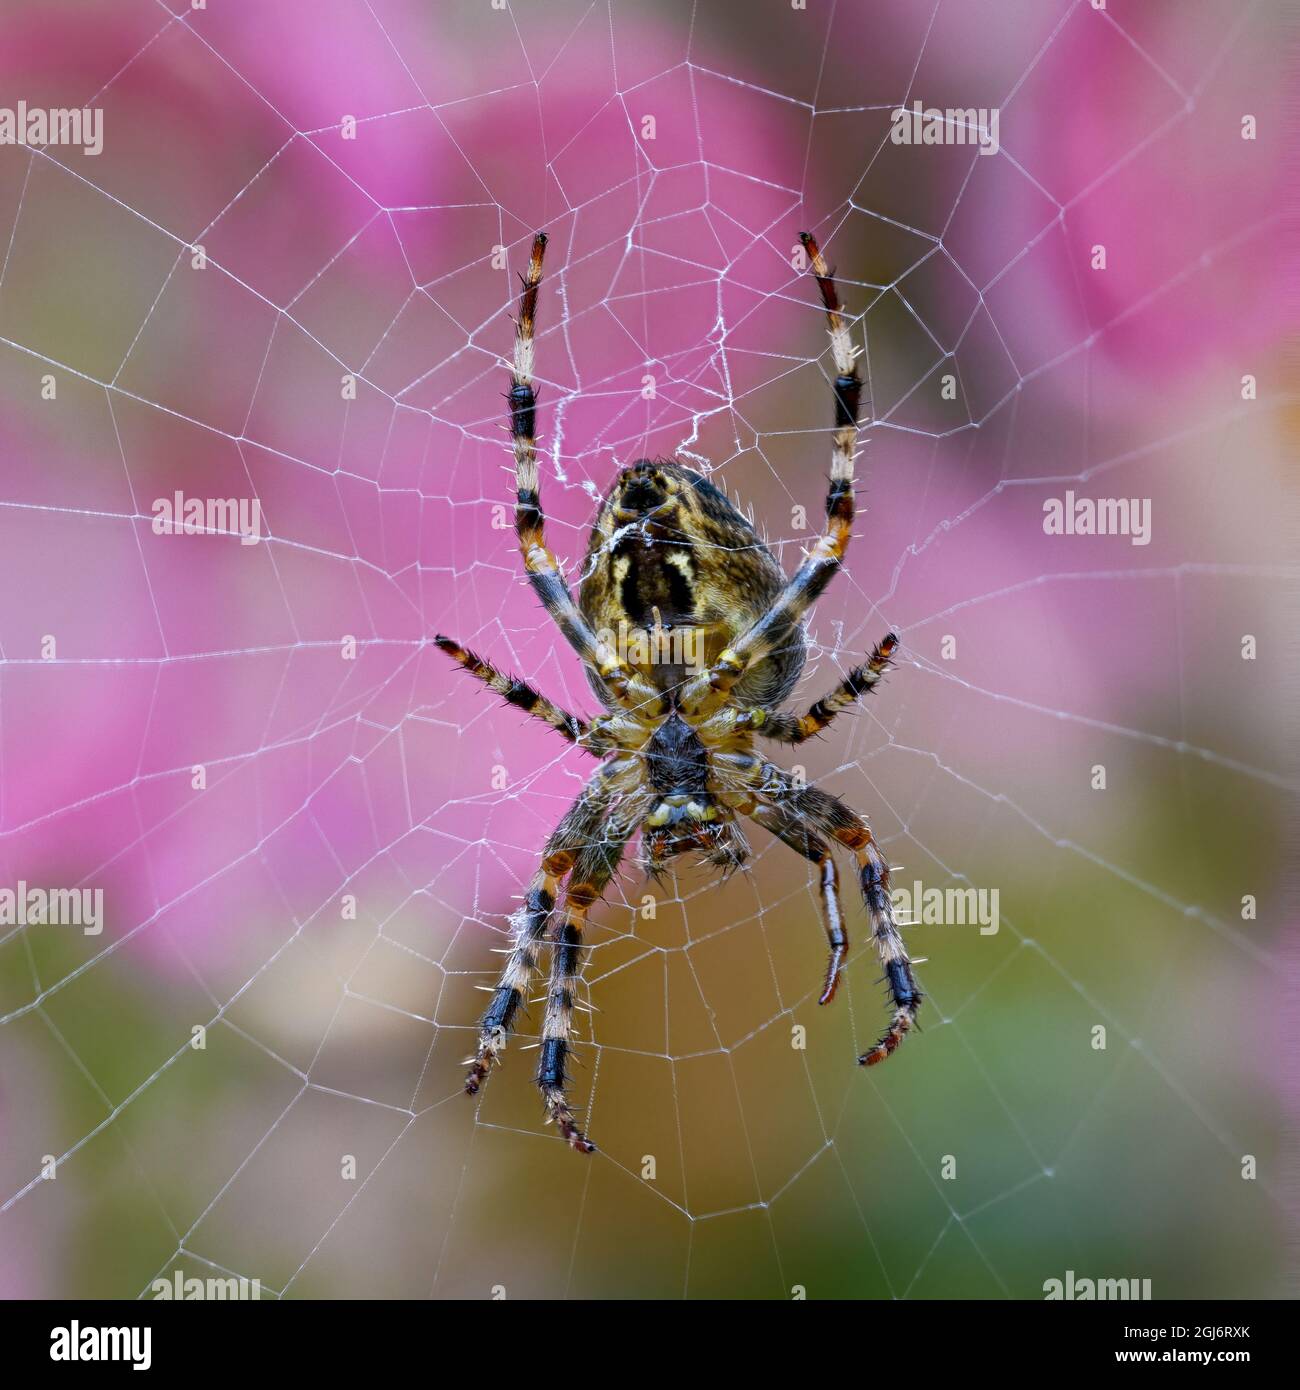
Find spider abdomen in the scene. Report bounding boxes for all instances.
[579,458,805,706]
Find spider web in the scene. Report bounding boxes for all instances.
[0,0,1293,1300]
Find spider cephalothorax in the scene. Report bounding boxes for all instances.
[438,231,921,1153]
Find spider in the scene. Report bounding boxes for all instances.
[437,231,920,1153]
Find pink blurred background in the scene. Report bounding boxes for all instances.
[0,0,1292,1298]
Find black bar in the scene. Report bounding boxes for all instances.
[0,1298,1286,1374]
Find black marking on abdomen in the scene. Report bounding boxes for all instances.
[615,537,695,628]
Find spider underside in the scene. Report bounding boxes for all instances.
[438,231,921,1153]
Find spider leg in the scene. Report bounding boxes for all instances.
[505,233,659,715]
[757,773,921,1065]
[759,632,898,745]
[537,821,629,1153]
[850,830,922,1066]
[680,231,864,718]
[464,776,612,1094]
[434,634,609,754]
[746,803,849,1005]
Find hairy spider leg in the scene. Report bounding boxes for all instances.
[505,233,660,714]
[434,635,606,751]
[756,773,922,1064]
[759,632,898,745]
[747,802,850,1004]
[464,780,610,1093]
[681,232,866,718]
[537,823,630,1152]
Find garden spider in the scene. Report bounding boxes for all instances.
[438,232,920,1152]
